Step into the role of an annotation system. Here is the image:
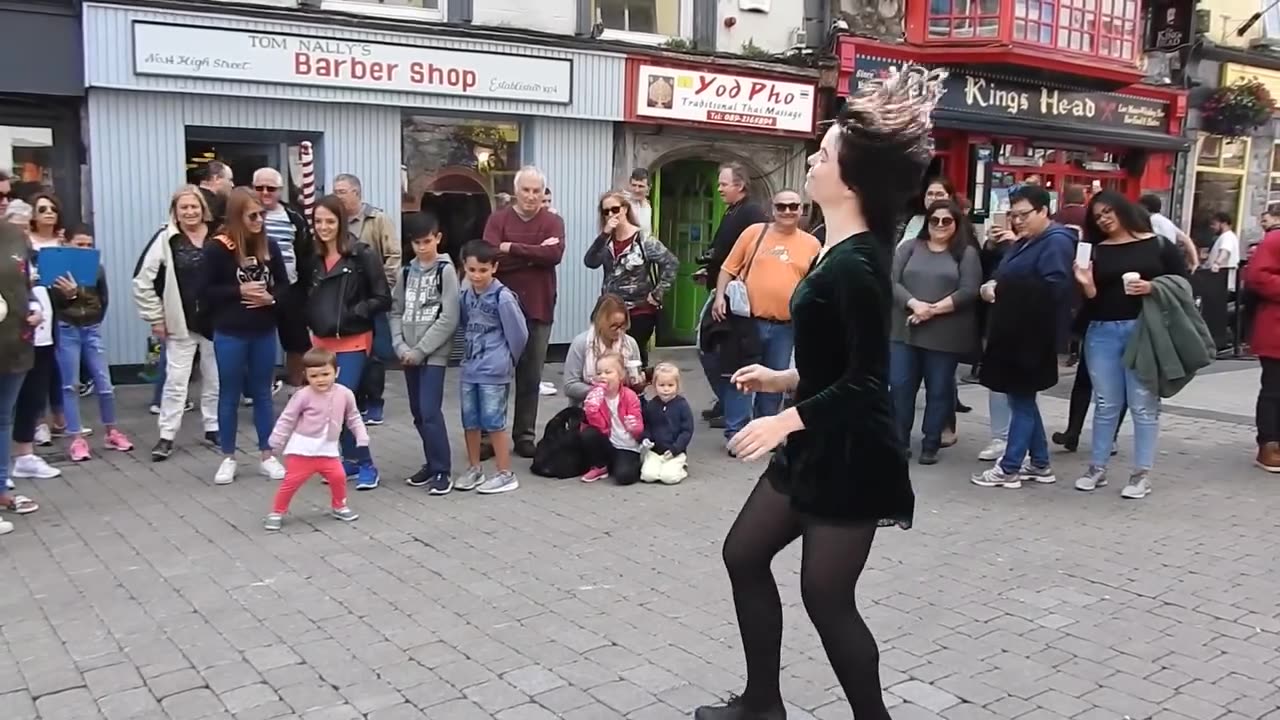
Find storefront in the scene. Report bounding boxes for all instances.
[616,57,819,345]
[838,38,1188,223]
[84,1,625,365]
[0,4,84,222]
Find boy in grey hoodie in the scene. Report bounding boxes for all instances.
[457,240,528,495]
[390,213,460,495]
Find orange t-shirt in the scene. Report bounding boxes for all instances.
[721,223,820,322]
[311,255,372,354]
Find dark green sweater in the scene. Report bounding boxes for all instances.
[0,223,35,374]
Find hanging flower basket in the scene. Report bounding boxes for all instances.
[1200,79,1277,137]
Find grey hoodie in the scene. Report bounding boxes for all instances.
[390,254,460,367]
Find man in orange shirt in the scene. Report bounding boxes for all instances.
[711,189,821,442]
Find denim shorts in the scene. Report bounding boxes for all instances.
[460,382,509,432]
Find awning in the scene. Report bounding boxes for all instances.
[934,109,1191,151]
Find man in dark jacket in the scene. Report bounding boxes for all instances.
[199,161,233,230]
[697,162,768,427]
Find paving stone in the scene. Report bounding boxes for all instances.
[160,688,223,718]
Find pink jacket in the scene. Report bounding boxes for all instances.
[269,384,369,451]
[582,384,644,438]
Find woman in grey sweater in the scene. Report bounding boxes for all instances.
[889,199,982,464]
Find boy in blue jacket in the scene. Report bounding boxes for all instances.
[457,240,528,495]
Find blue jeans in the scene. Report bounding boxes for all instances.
[889,342,960,452]
[56,323,117,434]
[0,371,26,488]
[1000,392,1049,474]
[989,391,1010,441]
[723,319,795,437]
[461,382,509,432]
[1086,319,1159,470]
[333,350,374,465]
[405,364,450,475]
[213,331,277,454]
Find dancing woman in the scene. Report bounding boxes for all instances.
[695,65,946,720]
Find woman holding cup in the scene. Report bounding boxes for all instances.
[1071,191,1187,499]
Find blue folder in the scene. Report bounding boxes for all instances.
[36,247,101,287]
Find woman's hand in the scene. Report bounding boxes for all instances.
[151,323,167,340]
[906,299,934,325]
[1126,278,1153,296]
[52,274,77,298]
[239,281,265,300]
[980,281,997,304]
[604,214,621,234]
[26,309,42,327]
[731,365,792,394]
[1073,261,1095,293]
[729,413,798,461]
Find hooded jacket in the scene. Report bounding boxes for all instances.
[0,223,35,374]
[460,279,529,385]
[133,223,201,339]
[307,242,391,340]
[53,265,108,327]
[390,255,460,367]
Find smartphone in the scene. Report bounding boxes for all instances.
[1075,242,1092,267]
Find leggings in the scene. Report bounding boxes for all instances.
[721,479,890,717]
[271,455,348,514]
[13,346,55,443]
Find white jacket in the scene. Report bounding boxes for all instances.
[132,223,195,339]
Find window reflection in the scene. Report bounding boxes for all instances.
[0,125,54,197]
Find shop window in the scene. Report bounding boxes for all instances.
[321,0,442,21]
[927,0,1000,39]
[184,128,323,211]
[0,125,55,199]
[1269,141,1280,205]
[594,0,682,40]
[1192,135,1250,245]
[925,0,1138,62]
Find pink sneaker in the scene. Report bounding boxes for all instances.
[105,429,134,452]
[69,436,91,462]
[581,466,608,483]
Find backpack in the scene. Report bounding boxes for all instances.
[530,406,589,479]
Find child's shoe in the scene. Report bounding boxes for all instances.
[332,506,359,522]
[105,429,134,452]
[69,436,92,462]
[355,463,380,491]
[427,473,453,495]
[582,466,609,483]
[263,513,283,531]
[477,470,519,494]
[455,466,484,491]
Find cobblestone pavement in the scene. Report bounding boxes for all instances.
[2,352,1279,720]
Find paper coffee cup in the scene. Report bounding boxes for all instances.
[1123,272,1140,294]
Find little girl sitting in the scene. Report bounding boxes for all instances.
[264,348,367,531]
[581,352,644,485]
[640,363,693,484]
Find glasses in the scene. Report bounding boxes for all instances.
[774,202,801,212]
[608,321,627,331]
[601,205,624,215]
[246,211,263,221]
[1008,209,1035,221]
[36,206,56,214]
[928,216,955,227]
[254,185,280,192]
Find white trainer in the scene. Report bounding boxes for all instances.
[214,457,237,485]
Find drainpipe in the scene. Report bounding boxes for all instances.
[804,0,830,49]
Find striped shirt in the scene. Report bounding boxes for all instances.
[264,207,299,284]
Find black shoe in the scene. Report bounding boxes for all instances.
[515,439,537,459]
[203,431,219,447]
[406,467,432,487]
[694,695,786,720]
[701,404,721,420]
[427,473,454,495]
[479,443,495,462]
[1051,431,1079,452]
[960,372,981,385]
[708,416,726,429]
[151,439,174,461]
[919,448,939,465]
[956,400,972,413]
[79,380,95,398]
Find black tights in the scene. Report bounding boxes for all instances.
[722,479,890,718]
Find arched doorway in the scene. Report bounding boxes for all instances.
[651,154,770,346]
[415,167,493,265]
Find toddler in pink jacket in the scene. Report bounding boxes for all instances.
[264,349,369,531]
[580,353,645,485]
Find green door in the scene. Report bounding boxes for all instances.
[655,159,724,346]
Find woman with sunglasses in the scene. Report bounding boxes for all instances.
[562,293,645,406]
[889,199,982,464]
[583,190,677,366]
[202,187,290,486]
[25,193,69,444]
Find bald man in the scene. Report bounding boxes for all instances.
[253,167,313,386]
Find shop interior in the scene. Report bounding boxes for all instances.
[185,127,323,209]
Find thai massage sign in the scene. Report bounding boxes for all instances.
[132,22,573,104]
[632,62,816,134]
[852,56,1168,131]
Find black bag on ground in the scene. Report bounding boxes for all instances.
[531,406,589,479]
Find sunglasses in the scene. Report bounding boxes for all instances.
[928,216,955,227]
[601,205,625,215]
[254,185,280,192]
[0,192,9,201]
[36,206,56,214]
[246,211,263,221]
[774,202,801,212]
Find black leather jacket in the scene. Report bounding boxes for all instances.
[306,242,391,339]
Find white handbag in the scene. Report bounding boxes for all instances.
[725,223,769,318]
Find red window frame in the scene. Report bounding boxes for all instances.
[918,0,1141,64]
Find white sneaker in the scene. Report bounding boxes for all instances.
[149,404,161,415]
[0,519,13,536]
[11,454,61,479]
[539,381,558,396]
[214,458,237,485]
[259,457,286,481]
[978,439,1006,462]
[5,476,13,490]
[33,423,51,446]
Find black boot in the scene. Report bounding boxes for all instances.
[1051,431,1079,452]
[694,696,786,720]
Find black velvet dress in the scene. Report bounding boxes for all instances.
[763,232,915,528]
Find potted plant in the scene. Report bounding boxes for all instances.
[1201,79,1277,137]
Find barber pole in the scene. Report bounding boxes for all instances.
[299,141,316,220]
